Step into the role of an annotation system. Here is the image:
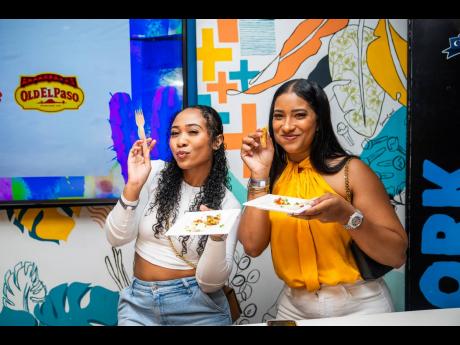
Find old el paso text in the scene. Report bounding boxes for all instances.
[19,87,80,102]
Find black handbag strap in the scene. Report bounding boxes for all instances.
[344,157,393,279]
[344,157,355,203]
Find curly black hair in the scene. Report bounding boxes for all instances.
[147,105,231,256]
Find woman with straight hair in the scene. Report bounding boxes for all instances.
[238,79,407,320]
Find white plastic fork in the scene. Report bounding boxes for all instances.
[135,108,146,140]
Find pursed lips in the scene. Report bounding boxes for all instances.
[175,150,190,159]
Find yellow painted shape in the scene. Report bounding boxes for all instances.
[197,28,232,81]
[367,19,407,105]
[14,207,80,241]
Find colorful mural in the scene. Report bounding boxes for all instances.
[196,18,408,322]
[0,19,408,326]
[0,208,124,326]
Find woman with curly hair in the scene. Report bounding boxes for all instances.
[104,105,241,325]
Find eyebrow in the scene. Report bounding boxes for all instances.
[171,123,203,129]
[274,108,308,112]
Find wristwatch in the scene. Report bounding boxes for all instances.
[344,209,364,230]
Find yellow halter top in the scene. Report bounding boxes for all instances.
[269,156,362,292]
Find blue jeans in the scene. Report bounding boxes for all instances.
[117,276,232,326]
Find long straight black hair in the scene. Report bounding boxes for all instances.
[269,79,354,189]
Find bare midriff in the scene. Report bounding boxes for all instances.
[133,252,196,281]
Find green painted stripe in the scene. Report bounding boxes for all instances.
[228,171,247,205]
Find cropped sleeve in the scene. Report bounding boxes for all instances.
[195,191,242,293]
[104,160,165,247]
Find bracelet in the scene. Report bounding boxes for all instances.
[248,185,270,193]
[247,177,270,193]
[119,196,138,211]
[248,177,269,188]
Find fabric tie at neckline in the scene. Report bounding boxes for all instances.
[287,156,313,172]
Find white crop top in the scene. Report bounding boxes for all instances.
[104,160,241,292]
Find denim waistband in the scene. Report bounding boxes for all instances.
[131,276,198,293]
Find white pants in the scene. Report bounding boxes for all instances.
[276,278,394,320]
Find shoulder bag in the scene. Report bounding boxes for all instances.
[344,157,393,280]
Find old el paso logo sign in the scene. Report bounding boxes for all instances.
[15,73,84,113]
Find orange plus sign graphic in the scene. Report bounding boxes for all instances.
[225,103,257,178]
[206,72,238,104]
[197,28,232,82]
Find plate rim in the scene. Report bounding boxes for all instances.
[165,208,241,236]
[243,194,313,213]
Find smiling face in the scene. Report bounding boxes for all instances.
[169,108,220,180]
[272,91,318,162]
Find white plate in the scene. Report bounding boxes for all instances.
[165,209,241,236]
[243,194,314,214]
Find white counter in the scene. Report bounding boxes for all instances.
[251,307,460,326]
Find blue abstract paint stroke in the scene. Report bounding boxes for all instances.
[0,307,37,326]
[33,282,119,326]
[20,177,59,200]
[228,170,247,206]
[229,60,259,91]
[108,92,138,183]
[6,208,25,233]
[360,107,406,197]
[17,176,84,200]
[54,177,85,198]
[197,94,212,106]
[130,19,169,39]
[150,86,182,162]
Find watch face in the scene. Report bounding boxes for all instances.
[351,216,361,227]
[350,213,363,228]
[345,211,363,230]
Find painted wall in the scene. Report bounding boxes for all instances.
[0,206,125,325]
[0,19,408,325]
[195,19,407,324]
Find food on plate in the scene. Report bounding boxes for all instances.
[274,197,309,210]
[243,194,313,213]
[185,214,223,232]
[260,127,268,148]
[274,197,290,205]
